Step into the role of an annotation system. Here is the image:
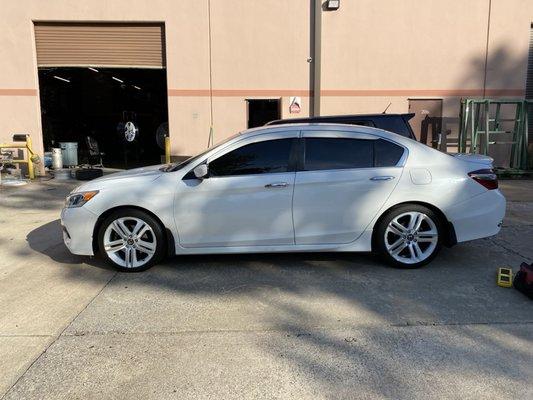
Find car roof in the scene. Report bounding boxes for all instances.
[266,113,415,125]
[239,122,412,145]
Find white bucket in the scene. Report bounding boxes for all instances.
[52,148,63,169]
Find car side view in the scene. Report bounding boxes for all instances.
[60,124,506,272]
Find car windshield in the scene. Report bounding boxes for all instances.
[161,131,243,172]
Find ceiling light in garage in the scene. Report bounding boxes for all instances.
[133,85,142,90]
[112,76,124,83]
[88,67,99,72]
[53,75,70,83]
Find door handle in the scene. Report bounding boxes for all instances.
[370,176,395,181]
[265,182,289,188]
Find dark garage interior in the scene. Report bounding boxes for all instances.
[38,67,169,169]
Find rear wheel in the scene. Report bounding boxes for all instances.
[98,209,165,272]
[375,204,442,268]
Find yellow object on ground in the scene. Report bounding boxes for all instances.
[164,136,171,164]
[497,267,513,288]
[0,134,38,179]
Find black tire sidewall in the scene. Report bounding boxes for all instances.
[375,204,443,269]
[97,208,166,272]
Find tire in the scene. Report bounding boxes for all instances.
[97,208,166,272]
[374,204,443,269]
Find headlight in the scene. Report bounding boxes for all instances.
[65,191,99,208]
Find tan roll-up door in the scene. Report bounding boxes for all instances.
[34,22,165,68]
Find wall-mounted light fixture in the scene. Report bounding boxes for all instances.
[325,0,340,10]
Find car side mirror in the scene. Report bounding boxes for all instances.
[193,164,209,179]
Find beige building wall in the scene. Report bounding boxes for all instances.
[321,0,532,136]
[0,0,532,173]
[175,0,311,155]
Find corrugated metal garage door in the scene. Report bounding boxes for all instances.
[34,23,165,68]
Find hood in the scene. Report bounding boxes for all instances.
[73,165,165,192]
[449,153,494,168]
[91,164,165,182]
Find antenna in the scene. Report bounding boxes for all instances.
[382,102,392,114]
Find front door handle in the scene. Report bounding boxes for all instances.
[265,182,289,188]
[370,176,395,181]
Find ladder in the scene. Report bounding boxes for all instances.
[458,99,530,170]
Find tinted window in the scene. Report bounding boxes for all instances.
[374,139,404,167]
[304,138,373,171]
[209,139,293,177]
[346,120,375,128]
[375,117,414,138]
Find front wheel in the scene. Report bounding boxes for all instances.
[375,205,442,268]
[98,209,166,272]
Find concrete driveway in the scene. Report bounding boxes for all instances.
[0,178,532,399]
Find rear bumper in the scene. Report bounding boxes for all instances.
[446,189,506,243]
[60,206,98,256]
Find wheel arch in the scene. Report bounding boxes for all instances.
[371,201,457,250]
[92,205,176,256]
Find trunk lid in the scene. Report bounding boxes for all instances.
[449,153,494,168]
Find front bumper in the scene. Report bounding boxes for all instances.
[60,206,99,256]
[446,189,506,243]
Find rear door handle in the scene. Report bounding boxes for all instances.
[265,182,289,188]
[370,176,395,181]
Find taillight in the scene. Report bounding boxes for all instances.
[468,169,498,190]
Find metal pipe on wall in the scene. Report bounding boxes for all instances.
[312,0,322,117]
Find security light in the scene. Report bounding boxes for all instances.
[326,0,340,10]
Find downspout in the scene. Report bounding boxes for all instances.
[207,0,214,147]
[482,0,492,98]
[312,0,322,116]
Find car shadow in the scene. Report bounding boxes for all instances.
[26,219,114,271]
[26,218,385,273]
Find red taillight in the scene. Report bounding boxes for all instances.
[468,169,498,190]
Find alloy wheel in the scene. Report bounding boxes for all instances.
[103,217,157,269]
[384,211,438,265]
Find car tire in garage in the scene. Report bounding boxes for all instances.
[97,208,166,272]
[374,204,443,269]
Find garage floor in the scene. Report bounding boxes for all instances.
[0,179,532,399]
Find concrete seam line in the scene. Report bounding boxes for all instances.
[0,334,54,338]
[0,271,118,400]
[61,320,533,337]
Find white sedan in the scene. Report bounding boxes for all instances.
[61,124,505,271]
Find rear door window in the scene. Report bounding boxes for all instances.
[302,137,404,171]
[303,138,374,171]
[374,139,405,167]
